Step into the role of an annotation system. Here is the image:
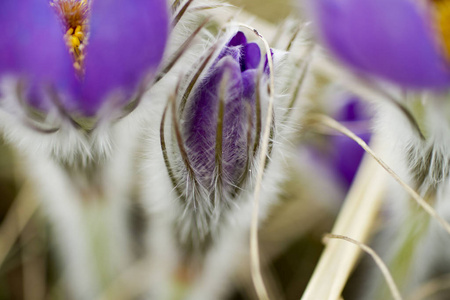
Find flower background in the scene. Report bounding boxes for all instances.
[0,0,367,299]
[1,0,440,299]
[0,1,333,298]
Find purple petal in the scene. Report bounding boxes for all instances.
[332,97,371,188]
[335,96,369,122]
[217,33,261,72]
[0,0,76,109]
[264,49,274,74]
[311,0,450,89]
[241,70,257,143]
[216,46,242,64]
[332,132,370,188]
[222,69,252,185]
[81,0,169,115]
[183,57,245,187]
[242,69,258,99]
[228,31,247,47]
[241,43,261,71]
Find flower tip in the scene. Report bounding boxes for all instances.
[228,31,247,47]
[242,43,261,71]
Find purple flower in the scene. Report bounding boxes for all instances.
[162,31,271,212]
[309,0,450,89]
[302,96,371,190]
[0,0,168,117]
[159,30,275,241]
[330,97,371,188]
[182,32,262,192]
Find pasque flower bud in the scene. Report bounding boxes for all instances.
[161,31,271,240]
[183,31,260,192]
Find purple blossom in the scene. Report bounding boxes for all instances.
[0,0,169,117]
[303,97,371,190]
[181,31,263,192]
[309,0,450,89]
[331,97,371,188]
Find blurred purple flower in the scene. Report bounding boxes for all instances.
[309,0,450,89]
[302,97,371,190]
[331,97,371,188]
[0,0,169,117]
[182,31,262,192]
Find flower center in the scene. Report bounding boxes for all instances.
[432,0,450,58]
[51,0,89,72]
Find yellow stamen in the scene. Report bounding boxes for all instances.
[74,46,80,56]
[53,0,89,73]
[74,25,84,41]
[432,0,450,58]
[75,32,84,41]
[71,36,81,47]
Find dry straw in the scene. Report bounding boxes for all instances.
[324,234,402,300]
[303,114,450,300]
[0,181,39,268]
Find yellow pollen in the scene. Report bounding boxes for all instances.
[71,35,81,47]
[74,26,84,41]
[53,0,89,73]
[432,0,450,58]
